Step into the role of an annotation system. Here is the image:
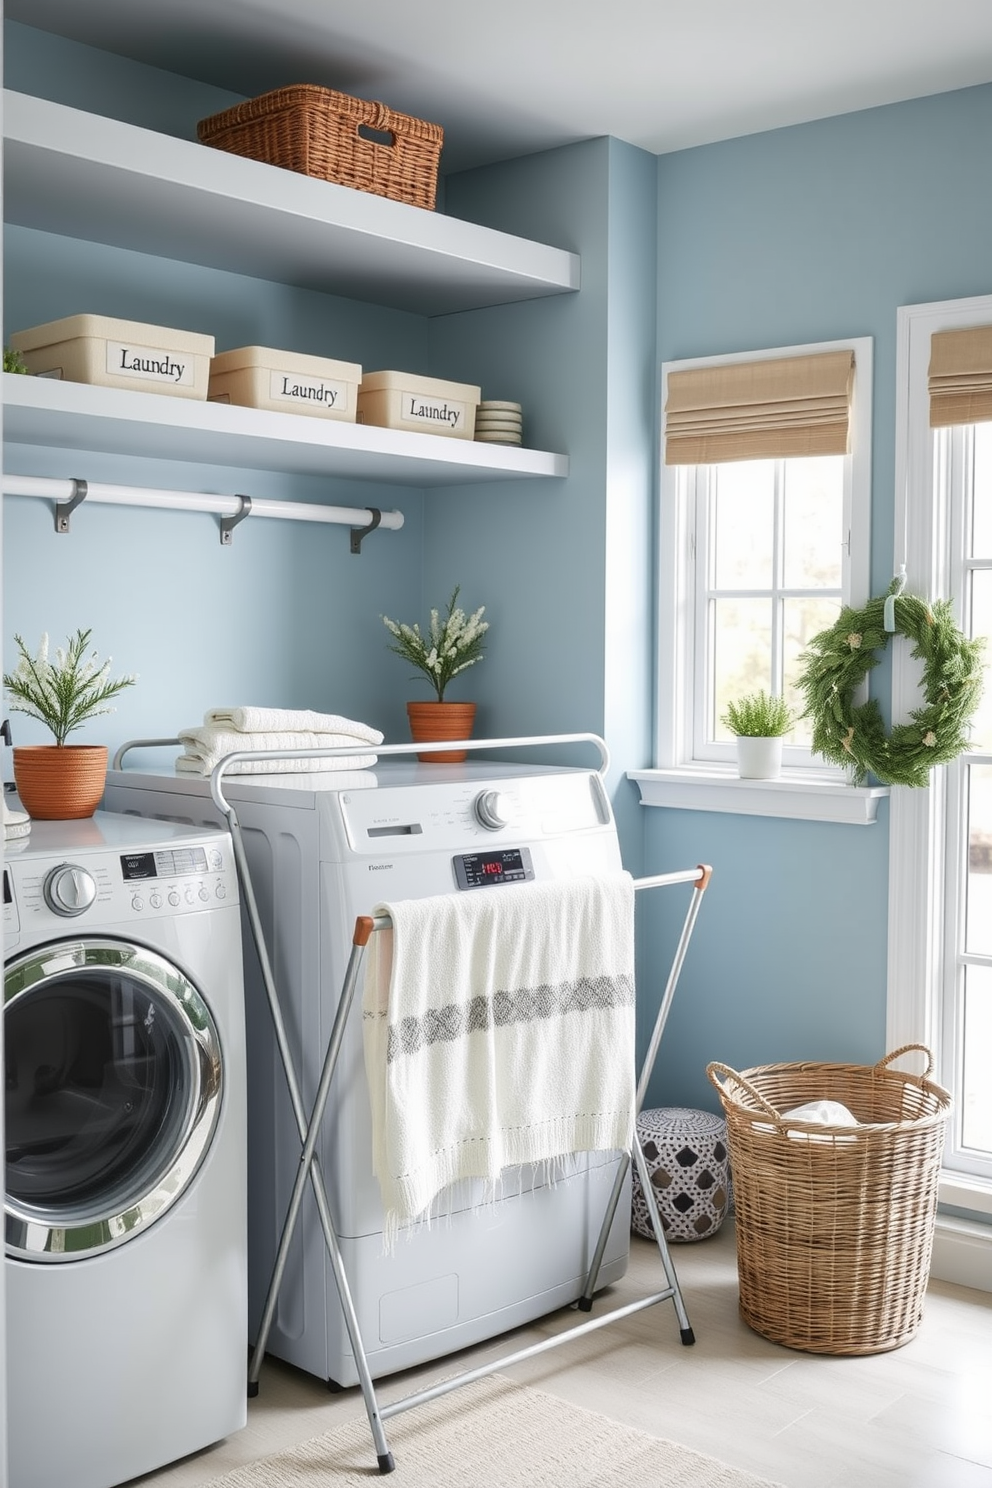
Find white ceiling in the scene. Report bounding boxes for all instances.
[8,0,992,173]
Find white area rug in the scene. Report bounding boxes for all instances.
[203,1373,785,1487]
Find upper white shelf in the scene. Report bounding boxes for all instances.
[2,373,569,486]
[2,91,580,317]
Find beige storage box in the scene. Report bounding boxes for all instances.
[357,370,481,441]
[8,315,215,400]
[209,345,362,422]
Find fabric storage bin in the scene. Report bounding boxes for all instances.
[707,1046,952,1355]
[209,345,362,422]
[197,85,443,211]
[631,1107,730,1242]
[357,370,481,441]
[8,315,214,400]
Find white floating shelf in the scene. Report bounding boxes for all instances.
[3,91,580,316]
[2,374,569,486]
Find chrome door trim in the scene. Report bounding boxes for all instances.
[4,937,222,1262]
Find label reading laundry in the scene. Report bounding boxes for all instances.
[400,395,469,432]
[106,341,195,386]
[268,370,350,411]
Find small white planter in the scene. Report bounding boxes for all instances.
[735,735,784,780]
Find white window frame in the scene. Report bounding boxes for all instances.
[889,293,992,1221]
[630,336,886,826]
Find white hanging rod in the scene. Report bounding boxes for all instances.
[1,474,404,552]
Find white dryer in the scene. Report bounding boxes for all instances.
[104,756,631,1391]
[3,812,247,1488]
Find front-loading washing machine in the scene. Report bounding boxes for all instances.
[104,754,632,1391]
[3,812,248,1488]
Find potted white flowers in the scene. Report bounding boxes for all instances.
[382,587,488,762]
[3,628,136,818]
[720,690,794,780]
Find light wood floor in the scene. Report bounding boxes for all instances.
[137,1224,992,1488]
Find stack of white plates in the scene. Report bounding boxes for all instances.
[475,400,523,445]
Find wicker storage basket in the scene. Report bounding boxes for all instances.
[707,1045,951,1356]
[197,85,443,210]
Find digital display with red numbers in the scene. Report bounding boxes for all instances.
[453,847,534,890]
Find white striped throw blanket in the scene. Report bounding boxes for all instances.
[362,872,636,1239]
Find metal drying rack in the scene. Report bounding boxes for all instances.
[196,732,712,1475]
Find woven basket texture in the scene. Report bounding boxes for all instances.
[707,1046,951,1356]
[197,85,443,210]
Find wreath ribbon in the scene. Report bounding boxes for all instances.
[795,578,985,788]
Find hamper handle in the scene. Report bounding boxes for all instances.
[873,1043,935,1078]
[706,1061,782,1120]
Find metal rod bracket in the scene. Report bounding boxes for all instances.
[220,494,252,546]
[55,478,88,535]
[350,507,382,555]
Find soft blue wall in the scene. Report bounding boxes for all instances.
[647,83,992,1113]
[433,136,658,869]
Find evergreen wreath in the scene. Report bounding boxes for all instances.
[795,579,985,788]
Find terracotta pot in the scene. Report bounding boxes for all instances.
[12,744,109,820]
[405,701,477,763]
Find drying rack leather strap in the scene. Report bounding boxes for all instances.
[199,734,710,1476]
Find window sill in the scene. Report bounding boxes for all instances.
[627,766,889,825]
[940,1172,992,1218]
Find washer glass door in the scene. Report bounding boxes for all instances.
[4,938,222,1261]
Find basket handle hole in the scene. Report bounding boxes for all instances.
[358,124,396,148]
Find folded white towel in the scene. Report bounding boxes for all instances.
[5,819,31,840]
[204,706,382,742]
[176,725,378,776]
[3,797,29,827]
[362,872,636,1242]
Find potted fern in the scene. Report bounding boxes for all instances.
[3,628,136,818]
[720,690,794,779]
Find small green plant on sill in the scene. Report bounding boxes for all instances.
[720,690,794,738]
[4,346,29,374]
[3,628,137,746]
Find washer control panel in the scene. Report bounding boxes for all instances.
[3,825,236,946]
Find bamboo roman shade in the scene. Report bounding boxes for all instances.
[928,325,992,427]
[664,348,855,465]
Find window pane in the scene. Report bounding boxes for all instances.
[966,763,992,955]
[969,570,992,752]
[962,965,992,1152]
[713,461,774,588]
[712,598,772,740]
[971,423,992,556]
[784,596,842,745]
[782,456,844,590]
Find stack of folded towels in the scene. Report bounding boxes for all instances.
[3,794,31,843]
[176,706,384,776]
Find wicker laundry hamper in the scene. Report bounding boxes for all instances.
[706,1045,952,1356]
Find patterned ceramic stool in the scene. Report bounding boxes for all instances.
[631,1107,730,1242]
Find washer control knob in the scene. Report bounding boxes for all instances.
[474,790,513,831]
[43,863,98,918]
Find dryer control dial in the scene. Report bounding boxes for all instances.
[473,790,513,831]
[43,863,98,917]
